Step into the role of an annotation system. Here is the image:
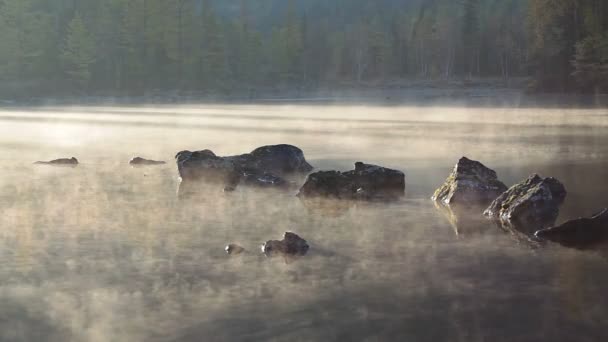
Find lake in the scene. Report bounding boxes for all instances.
[0,103,607,341]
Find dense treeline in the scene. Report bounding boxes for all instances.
[0,0,606,96]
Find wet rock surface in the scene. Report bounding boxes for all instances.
[34,157,79,166]
[175,144,312,190]
[297,162,405,200]
[225,244,246,255]
[432,157,507,207]
[129,157,166,166]
[535,208,608,249]
[261,232,309,257]
[484,174,567,230]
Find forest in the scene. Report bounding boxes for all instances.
[0,0,607,96]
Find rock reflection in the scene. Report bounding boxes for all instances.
[298,196,355,217]
[433,202,491,237]
[176,179,227,201]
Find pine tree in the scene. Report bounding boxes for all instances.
[0,0,53,80]
[61,13,96,89]
[199,0,228,89]
[462,0,480,77]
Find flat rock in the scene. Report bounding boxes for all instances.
[130,157,166,165]
[34,157,79,166]
[297,162,405,200]
[484,174,567,229]
[261,232,309,257]
[432,157,507,207]
[535,208,608,248]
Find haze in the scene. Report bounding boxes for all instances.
[1,1,608,342]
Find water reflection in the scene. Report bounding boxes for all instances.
[0,104,607,341]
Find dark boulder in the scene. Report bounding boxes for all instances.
[297,162,405,200]
[432,157,507,207]
[34,157,79,166]
[261,232,309,257]
[175,149,235,182]
[484,174,567,229]
[129,157,166,166]
[175,144,312,190]
[535,209,608,248]
[248,144,313,175]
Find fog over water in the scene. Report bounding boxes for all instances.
[0,104,607,341]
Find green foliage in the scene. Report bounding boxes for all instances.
[572,33,608,92]
[61,13,96,88]
[0,0,603,95]
[0,0,53,80]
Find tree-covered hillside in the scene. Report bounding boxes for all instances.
[0,0,606,96]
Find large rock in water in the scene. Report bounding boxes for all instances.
[175,144,313,188]
[297,162,405,200]
[432,157,507,207]
[484,174,567,229]
[535,208,608,248]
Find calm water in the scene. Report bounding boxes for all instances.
[0,104,607,342]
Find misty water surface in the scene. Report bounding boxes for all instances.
[0,104,607,342]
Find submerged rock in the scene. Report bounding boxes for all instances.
[129,157,166,166]
[535,208,608,248]
[261,232,309,257]
[484,174,567,229]
[175,144,312,189]
[225,244,246,255]
[34,157,79,166]
[297,162,405,201]
[432,157,507,207]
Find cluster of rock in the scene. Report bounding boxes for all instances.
[38,146,605,252]
[175,145,406,201]
[225,232,310,260]
[35,157,167,167]
[433,157,567,229]
[433,156,608,248]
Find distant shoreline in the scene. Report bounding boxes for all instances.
[2,78,607,108]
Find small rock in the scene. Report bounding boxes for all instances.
[129,157,166,166]
[535,208,608,248]
[261,232,309,257]
[432,157,507,207]
[484,174,567,229]
[34,157,79,166]
[225,244,246,255]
